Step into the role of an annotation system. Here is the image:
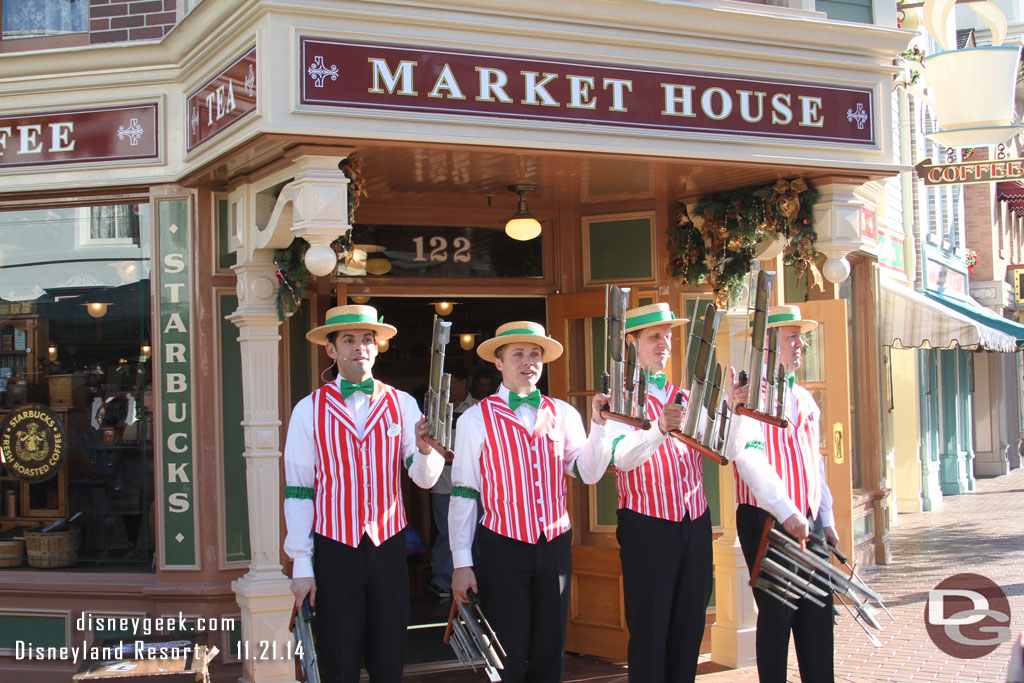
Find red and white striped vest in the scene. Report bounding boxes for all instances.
[478,395,570,544]
[615,383,708,522]
[312,381,406,547]
[734,383,821,517]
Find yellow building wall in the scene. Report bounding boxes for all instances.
[891,348,923,515]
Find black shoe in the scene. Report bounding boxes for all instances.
[425,582,451,599]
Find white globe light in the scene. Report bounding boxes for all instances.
[822,256,851,283]
[505,217,542,241]
[304,243,338,277]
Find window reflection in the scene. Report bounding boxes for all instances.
[0,203,154,571]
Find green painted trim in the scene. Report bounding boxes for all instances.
[406,455,414,469]
[573,462,582,480]
[284,486,315,500]
[0,614,67,650]
[220,294,250,563]
[451,486,480,500]
[611,434,626,458]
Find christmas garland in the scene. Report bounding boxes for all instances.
[273,156,365,320]
[667,178,820,307]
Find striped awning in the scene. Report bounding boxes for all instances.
[879,278,1018,353]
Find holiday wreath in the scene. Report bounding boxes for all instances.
[667,178,821,307]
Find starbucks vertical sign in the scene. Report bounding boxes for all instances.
[157,198,197,568]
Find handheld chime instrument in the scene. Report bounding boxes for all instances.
[599,285,652,430]
[424,315,455,459]
[668,301,730,465]
[749,518,895,647]
[736,270,789,429]
[444,590,507,682]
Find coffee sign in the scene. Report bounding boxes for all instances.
[300,38,876,145]
[917,156,1024,186]
[0,104,158,169]
[0,403,66,483]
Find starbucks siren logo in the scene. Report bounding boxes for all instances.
[0,403,66,482]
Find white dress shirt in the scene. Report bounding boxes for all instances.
[283,377,445,578]
[448,384,610,569]
[731,383,834,527]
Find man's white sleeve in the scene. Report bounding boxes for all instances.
[283,397,316,579]
[449,405,484,569]
[561,403,612,484]
[728,416,800,523]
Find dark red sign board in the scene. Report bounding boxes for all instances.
[0,104,158,169]
[300,38,875,145]
[186,47,257,151]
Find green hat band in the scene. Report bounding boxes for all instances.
[497,328,550,339]
[749,311,800,327]
[625,310,676,330]
[325,313,385,325]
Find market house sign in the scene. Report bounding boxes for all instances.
[0,403,66,483]
[186,46,257,151]
[0,104,158,169]
[916,156,1024,186]
[300,38,875,145]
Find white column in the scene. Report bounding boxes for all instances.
[229,252,297,683]
[710,310,757,668]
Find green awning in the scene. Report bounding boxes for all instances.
[923,289,1024,351]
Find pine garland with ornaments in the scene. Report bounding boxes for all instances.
[667,178,821,307]
[273,156,365,320]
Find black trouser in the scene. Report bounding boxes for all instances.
[313,530,408,683]
[736,504,834,683]
[474,526,572,683]
[617,507,713,683]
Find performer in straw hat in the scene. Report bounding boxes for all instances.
[591,301,716,683]
[283,304,445,683]
[725,304,838,683]
[449,320,613,683]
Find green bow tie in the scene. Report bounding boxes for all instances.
[508,389,541,411]
[646,371,667,390]
[339,377,374,398]
[786,372,796,389]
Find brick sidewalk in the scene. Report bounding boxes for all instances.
[408,466,1024,682]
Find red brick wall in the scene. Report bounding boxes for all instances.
[90,0,177,45]
[962,147,1000,281]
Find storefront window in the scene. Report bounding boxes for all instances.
[0,202,154,571]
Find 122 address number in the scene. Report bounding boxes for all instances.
[412,236,471,263]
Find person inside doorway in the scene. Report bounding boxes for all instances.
[448,321,612,683]
[726,305,838,683]
[283,304,445,683]
[468,369,495,400]
[426,365,474,599]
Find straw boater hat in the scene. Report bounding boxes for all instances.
[623,303,689,335]
[306,305,398,346]
[477,321,563,363]
[762,305,818,333]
